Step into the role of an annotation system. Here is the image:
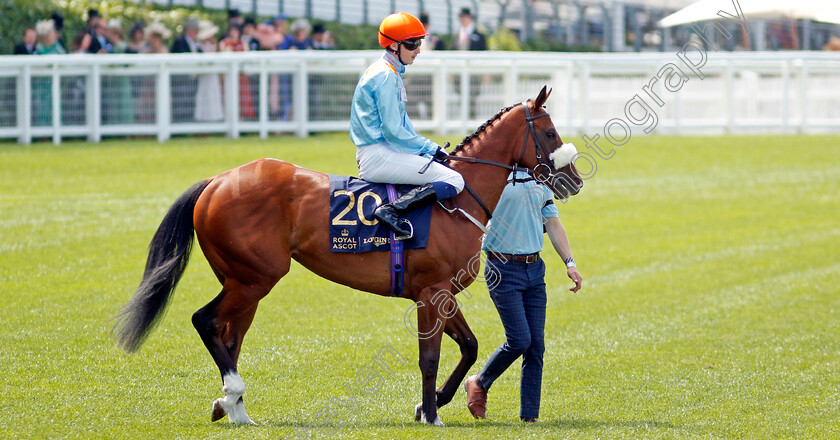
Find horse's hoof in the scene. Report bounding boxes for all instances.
[414,402,422,422]
[211,398,226,422]
[231,416,258,425]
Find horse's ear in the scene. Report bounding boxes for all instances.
[534,86,551,109]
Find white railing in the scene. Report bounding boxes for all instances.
[1,50,838,144]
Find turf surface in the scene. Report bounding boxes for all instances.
[1,133,838,439]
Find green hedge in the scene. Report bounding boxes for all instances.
[521,34,602,52]
[328,22,380,50]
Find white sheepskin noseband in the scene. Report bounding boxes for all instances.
[549,143,577,168]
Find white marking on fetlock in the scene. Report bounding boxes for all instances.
[222,372,246,396]
[420,412,444,426]
[218,372,255,424]
[414,402,422,421]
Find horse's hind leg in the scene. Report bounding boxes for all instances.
[193,278,276,424]
[213,304,260,424]
[435,308,478,408]
[222,304,258,366]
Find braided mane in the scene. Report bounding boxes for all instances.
[451,103,521,155]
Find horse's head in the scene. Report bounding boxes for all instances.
[516,86,583,200]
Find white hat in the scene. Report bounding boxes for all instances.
[144,21,172,39]
[36,19,55,36]
[290,18,310,34]
[107,18,122,29]
[197,20,218,41]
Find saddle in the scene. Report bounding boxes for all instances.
[328,175,434,296]
[328,175,433,253]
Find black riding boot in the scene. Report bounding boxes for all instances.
[375,183,437,240]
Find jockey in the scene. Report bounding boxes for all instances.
[350,12,464,240]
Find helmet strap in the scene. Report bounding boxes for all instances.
[386,42,408,65]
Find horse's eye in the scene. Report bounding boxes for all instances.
[545,131,556,139]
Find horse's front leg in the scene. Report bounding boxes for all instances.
[415,295,446,426]
[434,308,478,408]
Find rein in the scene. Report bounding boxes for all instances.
[446,101,556,178]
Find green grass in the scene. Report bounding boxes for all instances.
[1,133,839,439]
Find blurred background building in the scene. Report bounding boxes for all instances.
[149,0,840,51]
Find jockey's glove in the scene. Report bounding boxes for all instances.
[433,143,450,161]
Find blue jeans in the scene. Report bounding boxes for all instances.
[479,256,547,419]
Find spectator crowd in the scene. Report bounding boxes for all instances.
[11,7,488,127]
[10,7,492,57]
[11,8,340,57]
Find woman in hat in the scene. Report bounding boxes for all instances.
[220,25,255,120]
[106,18,128,53]
[194,20,224,122]
[35,19,66,54]
[144,22,171,54]
[127,22,147,54]
[102,18,133,125]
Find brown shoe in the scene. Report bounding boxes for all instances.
[521,417,538,423]
[464,375,487,419]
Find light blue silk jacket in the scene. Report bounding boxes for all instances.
[350,52,438,156]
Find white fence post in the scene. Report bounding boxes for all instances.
[505,63,517,106]
[725,59,734,135]
[435,61,447,135]
[782,59,790,133]
[295,60,308,138]
[565,62,574,136]
[51,65,60,145]
[88,63,101,143]
[227,61,240,139]
[548,66,564,128]
[581,61,591,135]
[799,61,809,134]
[259,60,268,139]
[674,84,681,134]
[460,68,469,133]
[157,63,171,142]
[17,64,31,145]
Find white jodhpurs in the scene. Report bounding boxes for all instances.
[356,143,465,192]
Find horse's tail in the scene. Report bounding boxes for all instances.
[114,179,211,353]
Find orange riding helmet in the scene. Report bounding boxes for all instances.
[378,12,428,48]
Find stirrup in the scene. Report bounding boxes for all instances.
[394,218,414,241]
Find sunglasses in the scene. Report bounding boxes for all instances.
[401,39,423,50]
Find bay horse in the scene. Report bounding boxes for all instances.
[114,86,582,425]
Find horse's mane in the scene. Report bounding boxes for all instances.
[451,103,521,155]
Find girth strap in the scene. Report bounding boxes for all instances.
[385,184,405,297]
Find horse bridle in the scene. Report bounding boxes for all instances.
[440,101,565,221]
